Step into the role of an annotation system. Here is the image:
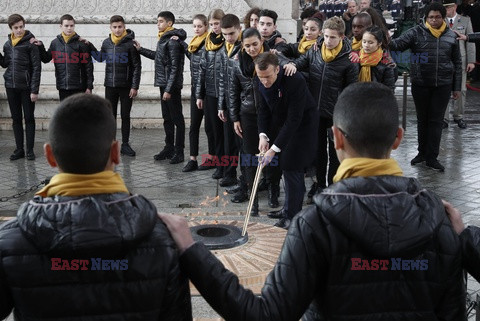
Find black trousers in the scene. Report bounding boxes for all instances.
[204,95,225,165]
[411,84,451,161]
[189,88,215,157]
[239,112,259,191]
[223,107,239,179]
[160,87,185,152]
[59,89,84,101]
[105,87,133,144]
[6,88,35,151]
[317,117,339,188]
[283,170,305,219]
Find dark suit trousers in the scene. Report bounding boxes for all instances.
[105,86,133,144]
[223,106,239,179]
[160,87,185,152]
[283,170,306,219]
[189,88,215,157]
[59,89,84,101]
[411,84,451,161]
[316,117,339,188]
[240,112,259,191]
[6,88,35,151]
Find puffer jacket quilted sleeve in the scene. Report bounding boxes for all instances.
[195,46,223,98]
[372,62,397,91]
[389,24,462,91]
[0,193,192,321]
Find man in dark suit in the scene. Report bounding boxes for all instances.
[255,52,318,229]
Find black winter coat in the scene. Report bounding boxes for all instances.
[39,33,94,91]
[370,61,397,91]
[218,41,242,111]
[264,31,289,52]
[195,36,224,99]
[180,175,466,321]
[295,38,358,119]
[460,226,480,283]
[257,69,318,170]
[389,23,462,90]
[0,193,192,321]
[185,37,206,97]
[139,29,186,92]
[93,29,141,89]
[1,30,41,94]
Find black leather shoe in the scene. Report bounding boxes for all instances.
[231,190,248,203]
[198,160,215,170]
[455,119,467,129]
[154,147,174,160]
[182,160,198,172]
[220,176,237,187]
[26,150,35,161]
[250,205,259,217]
[169,153,184,164]
[226,184,241,194]
[212,168,224,179]
[121,143,136,156]
[410,154,425,166]
[268,185,280,208]
[442,120,448,129]
[426,159,445,172]
[268,208,286,219]
[10,149,25,161]
[274,218,291,229]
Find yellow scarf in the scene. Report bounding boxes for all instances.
[110,30,128,45]
[205,31,224,51]
[358,47,384,82]
[11,31,25,47]
[62,32,76,44]
[188,32,208,53]
[36,171,129,197]
[333,158,403,183]
[158,26,174,39]
[321,41,343,63]
[298,35,316,54]
[425,21,447,38]
[351,37,362,51]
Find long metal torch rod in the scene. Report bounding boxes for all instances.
[242,155,264,236]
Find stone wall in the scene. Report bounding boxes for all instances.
[0,0,300,129]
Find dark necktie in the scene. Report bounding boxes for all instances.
[449,18,454,28]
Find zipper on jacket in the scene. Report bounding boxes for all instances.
[435,37,439,87]
[318,60,326,111]
[65,43,69,90]
[213,51,218,97]
[113,45,116,87]
[12,44,16,88]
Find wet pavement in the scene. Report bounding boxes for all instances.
[0,90,479,319]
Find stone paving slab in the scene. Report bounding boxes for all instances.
[0,90,479,319]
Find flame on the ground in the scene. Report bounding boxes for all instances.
[199,195,220,207]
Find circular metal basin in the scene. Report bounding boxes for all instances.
[190,224,248,250]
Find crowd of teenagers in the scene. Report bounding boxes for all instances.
[0,0,474,228]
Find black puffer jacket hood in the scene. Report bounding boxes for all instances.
[139,28,186,92]
[317,175,445,258]
[17,193,156,253]
[1,30,42,94]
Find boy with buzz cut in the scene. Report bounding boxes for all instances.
[90,15,141,157]
[32,14,94,101]
[0,94,192,320]
[135,11,187,164]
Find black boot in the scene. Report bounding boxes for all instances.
[154,146,174,160]
[268,184,280,208]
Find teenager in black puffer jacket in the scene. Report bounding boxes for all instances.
[0,94,191,321]
[388,2,462,172]
[1,14,41,162]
